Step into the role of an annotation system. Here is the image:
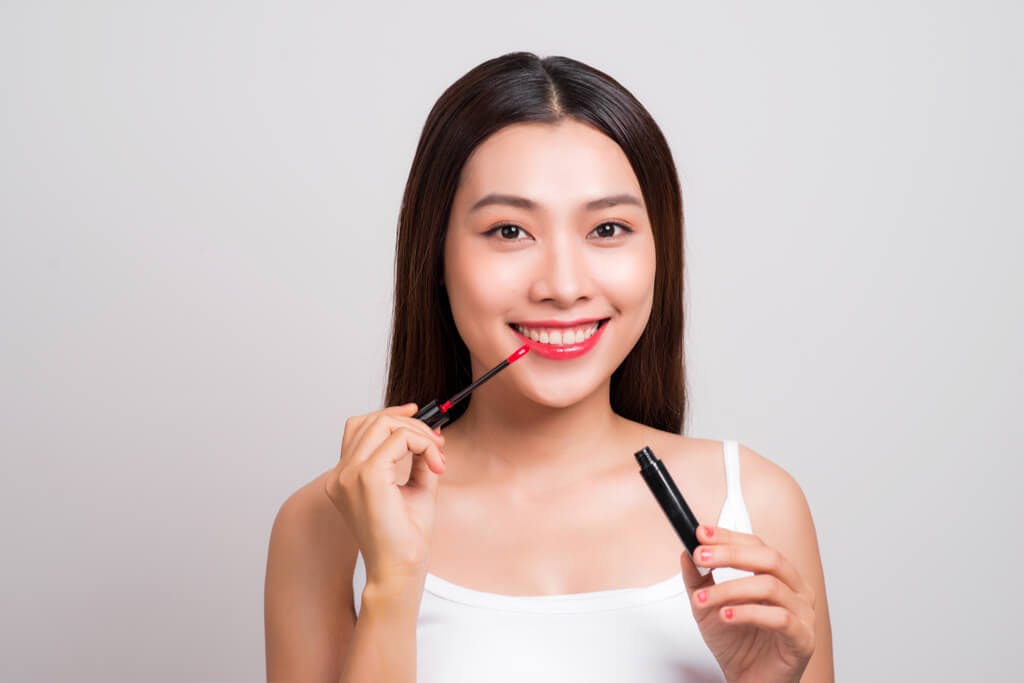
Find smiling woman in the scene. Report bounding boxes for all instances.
[444,120,656,375]
[390,61,682,429]
[264,51,833,683]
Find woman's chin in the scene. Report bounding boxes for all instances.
[514,380,604,410]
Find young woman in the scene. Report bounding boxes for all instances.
[265,52,834,683]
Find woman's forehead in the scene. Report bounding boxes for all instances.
[455,121,643,212]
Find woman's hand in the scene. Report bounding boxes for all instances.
[324,402,447,596]
[680,525,816,683]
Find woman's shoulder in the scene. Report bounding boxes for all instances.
[625,424,728,485]
[268,469,359,602]
[265,471,360,679]
[624,423,811,531]
[651,431,823,589]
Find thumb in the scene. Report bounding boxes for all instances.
[680,548,715,591]
[405,446,442,495]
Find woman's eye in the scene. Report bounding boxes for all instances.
[589,222,633,240]
[484,223,531,241]
[484,222,632,242]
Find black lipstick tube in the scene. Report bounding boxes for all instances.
[413,399,450,431]
[414,344,530,430]
[634,445,711,577]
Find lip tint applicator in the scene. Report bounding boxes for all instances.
[635,445,712,577]
[413,343,530,430]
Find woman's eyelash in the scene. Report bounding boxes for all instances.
[588,222,634,239]
[483,223,530,240]
[483,222,634,240]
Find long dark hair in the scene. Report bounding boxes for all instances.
[384,52,687,433]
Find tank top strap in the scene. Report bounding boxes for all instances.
[716,440,753,536]
[712,440,755,583]
[722,439,742,502]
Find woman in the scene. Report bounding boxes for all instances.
[265,52,834,682]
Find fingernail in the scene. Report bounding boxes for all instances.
[703,526,714,538]
[699,548,713,563]
[724,607,734,620]
[696,589,707,603]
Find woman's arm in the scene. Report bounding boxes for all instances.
[741,444,835,682]
[264,478,419,683]
[264,482,354,682]
[339,580,421,682]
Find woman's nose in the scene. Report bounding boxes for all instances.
[528,232,593,305]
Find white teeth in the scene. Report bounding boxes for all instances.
[512,322,602,346]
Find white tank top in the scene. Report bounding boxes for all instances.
[352,440,754,682]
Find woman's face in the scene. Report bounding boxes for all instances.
[443,119,657,408]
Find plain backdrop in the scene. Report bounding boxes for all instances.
[2,1,1021,681]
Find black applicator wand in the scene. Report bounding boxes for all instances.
[635,445,712,577]
[414,343,530,430]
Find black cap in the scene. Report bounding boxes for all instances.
[634,445,657,467]
[414,399,446,429]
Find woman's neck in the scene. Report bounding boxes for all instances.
[442,378,633,492]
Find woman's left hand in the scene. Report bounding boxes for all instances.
[680,525,817,683]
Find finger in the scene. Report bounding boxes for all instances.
[340,414,370,463]
[345,403,419,459]
[716,603,815,659]
[689,573,809,624]
[340,403,417,463]
[680,548,716,591]
[693,542,809,596]
[405,438,444,495]
[363,414,446,462]
[347,410,443,472]
[364,427,446,481]
[391,415,447,447]
[696,525,764,548]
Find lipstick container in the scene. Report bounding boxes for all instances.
[635,445,711,577]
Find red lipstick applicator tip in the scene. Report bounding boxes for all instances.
[507,343,530,364]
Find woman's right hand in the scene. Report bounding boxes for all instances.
[324,402,447,597]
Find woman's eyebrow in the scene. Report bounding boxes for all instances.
[468,192,644,213]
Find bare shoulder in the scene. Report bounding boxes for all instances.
[646,431,819,539]
[621,424,730,521]
[264,469,358,682]
[267,468,358,604]
[628,426,828,574]
[270,468,359,577]
[732,443,819,550]
[626,424,725,472]
[734,442,835,681]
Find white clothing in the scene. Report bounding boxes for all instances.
[351,440,754,682]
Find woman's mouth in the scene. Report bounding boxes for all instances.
[507,318,610,360]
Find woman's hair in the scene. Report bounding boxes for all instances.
[384,51,687,433]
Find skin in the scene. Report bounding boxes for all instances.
[267,119,835,683]
[435,120,832,680]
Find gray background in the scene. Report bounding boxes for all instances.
[2,1,1020,681]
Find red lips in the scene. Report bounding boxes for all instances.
[509,320,609,360]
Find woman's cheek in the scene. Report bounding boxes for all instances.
[446,253,519,343]
[480,254,529,294]
[595,248,655,307]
